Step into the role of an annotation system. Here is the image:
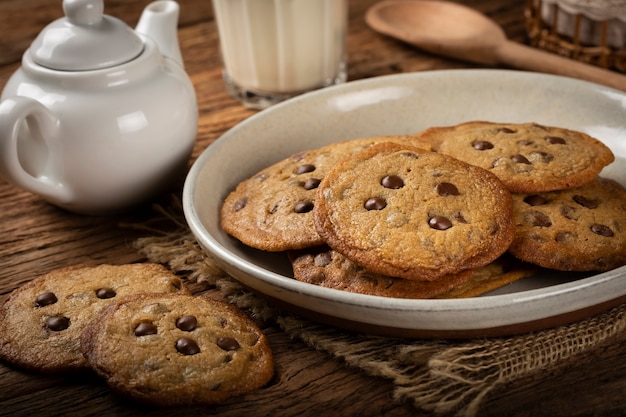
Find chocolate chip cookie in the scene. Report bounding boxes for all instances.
[419,121,614,193]
[314,142,516,281]
[0,264,189,372]
[509,177,626,271]
[436,255,537,298]
[288,246,475,299]
[81,293,274,406]
[220,135,430,251]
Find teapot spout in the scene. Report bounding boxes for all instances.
[136,1,184,67]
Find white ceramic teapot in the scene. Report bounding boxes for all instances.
[0,0,198,214]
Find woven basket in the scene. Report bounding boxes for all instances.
[525,0,626,73]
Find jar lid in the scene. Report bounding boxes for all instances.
[29,0,144,71]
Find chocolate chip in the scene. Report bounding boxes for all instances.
[35,292,57,307]
[303,178,321,190]
[428,216,452,230]
[96,288,116,299]
[176,315,198,332]
[530,151,554,163]
[176,337,200,355]
[546,136,566,144]
[497,127,516,133]
[134,322,158,336]
[436,182,459,196]
[294,201,314,213]
[291,151,307,162]
[560,205,579,220]
[295,164,315,174]
[381,175,404,189]
[530,233,546,243]
[472,140,494,150]
[525,211,552,227]
[217,336,240,351]
[46,316,70,331]
[233,198,247,211]
[555,231,575,243]
[573,195,599,209]
[401,152,419,159]
[523,195,547,206]
[591,224,614,237]
[364,197,386,210]
[512,154,531,164]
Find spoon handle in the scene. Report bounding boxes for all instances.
[499,41,626,92]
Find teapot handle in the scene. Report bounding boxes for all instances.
[0,97,73,204]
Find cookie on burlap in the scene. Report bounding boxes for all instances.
[288,246,475,299]
[509,177,626,271]
[220,135,430,251]
[314,142,516,281]
[0,264,189,373]
[80,293,274,406]
[419,121,614,193]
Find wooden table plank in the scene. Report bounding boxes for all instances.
[0,1,624,416]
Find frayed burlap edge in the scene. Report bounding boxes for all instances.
[127,199,626,417]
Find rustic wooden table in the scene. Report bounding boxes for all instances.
[1,0,625,416]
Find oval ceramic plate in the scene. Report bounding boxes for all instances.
[183,69,626,338]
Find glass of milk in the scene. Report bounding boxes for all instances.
[212,0,348,109]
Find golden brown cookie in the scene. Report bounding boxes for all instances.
[436,255,537,298]
[288,246,475,299]
[0,264,189,373]
[314,142,516,281]
[220,135,430,251]
[509,177,626,271]
[80,293,274,406]
[419,121,614,193]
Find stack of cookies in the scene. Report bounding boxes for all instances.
[0,264,274,405]
[420,121,625,272]
[220,122,625,299]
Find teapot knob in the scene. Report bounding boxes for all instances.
[63,0,104,26]
[29,0,143,70]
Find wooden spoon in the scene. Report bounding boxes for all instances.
[365,0,626,91]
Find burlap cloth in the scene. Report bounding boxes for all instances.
[129,198,626,417]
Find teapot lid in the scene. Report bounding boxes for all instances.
[29,0,144,71]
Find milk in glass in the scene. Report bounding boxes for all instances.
[213,0,348,109]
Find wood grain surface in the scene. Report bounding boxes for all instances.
[0,1,624,416]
